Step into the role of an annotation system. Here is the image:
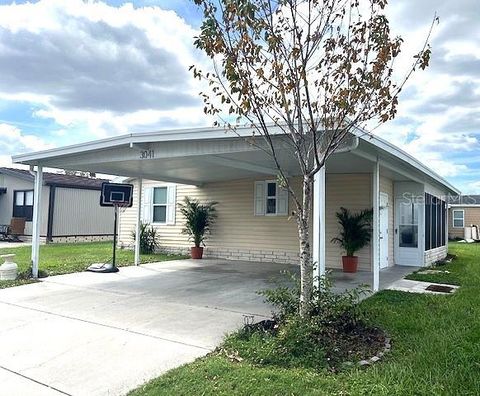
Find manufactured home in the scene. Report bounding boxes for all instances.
[12,126,459,287]
[448,195,480,240]
[0,167,114,243]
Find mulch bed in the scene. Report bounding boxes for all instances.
[244,319,388,372]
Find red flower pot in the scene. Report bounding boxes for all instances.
[191,247,204,259]
[342,256,358,273]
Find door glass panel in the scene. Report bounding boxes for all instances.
[399,202,419,248]
[399,225,418,248]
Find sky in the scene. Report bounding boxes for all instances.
[0,0,478,193]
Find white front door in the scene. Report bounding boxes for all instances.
[379,193,389,269]
[395,197,422,266]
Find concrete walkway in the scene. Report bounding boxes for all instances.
[0,259,293,396]
[329,265,420,294]
[0,241,31,249]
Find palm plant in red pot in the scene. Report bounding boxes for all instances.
[332,207,373,273]
[179,197,218,259]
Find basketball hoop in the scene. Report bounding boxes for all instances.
[87,183,134,274]
[100,182,133,208]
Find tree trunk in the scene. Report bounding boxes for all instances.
[297,174,314,317]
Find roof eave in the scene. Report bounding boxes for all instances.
[351,126,461,195]
[12,125,461,195]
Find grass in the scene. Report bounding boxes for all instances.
[405,251,462,285]
[130,242,480,396]
[0,242,187,289]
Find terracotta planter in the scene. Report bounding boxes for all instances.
[342,256,358,273]
[191,246,204,259]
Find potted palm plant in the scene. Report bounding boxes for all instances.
[332,207,373,273]
[179,197,218,259]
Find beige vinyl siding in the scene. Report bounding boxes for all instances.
[325,173,372,271]
[52,187,114,236]
[119,174,374,268]
[380,175,395,266]
[119,178,301,254]
[448,207,480,239]
[0,174,49,236]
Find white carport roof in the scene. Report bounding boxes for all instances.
[12,125,460,194]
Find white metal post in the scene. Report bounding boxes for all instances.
[31,166,43,278]
[313,166,326,288]
[134,178,143,266]
[372,158,380,292]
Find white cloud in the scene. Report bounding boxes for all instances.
[0,0,212,139]
[373,0,480,186]
[0,123,55,167]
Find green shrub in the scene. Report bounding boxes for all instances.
[260,272,367,327]
[132,223,158,254]
[223,273,374,371]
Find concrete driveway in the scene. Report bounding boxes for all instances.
[0,259,294,396]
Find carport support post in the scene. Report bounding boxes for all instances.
[313,166,326,288]
[31,165,43,278]
[372,158,380,292]
[134,178,143,266]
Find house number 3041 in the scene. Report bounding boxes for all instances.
[140,149,155,159]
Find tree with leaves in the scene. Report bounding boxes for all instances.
[191,0,435,316]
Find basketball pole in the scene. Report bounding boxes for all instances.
[112,204,118,269]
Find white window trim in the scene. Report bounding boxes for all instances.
[150,184,176,225]
[254,180,288,217]
[452,209,464,228]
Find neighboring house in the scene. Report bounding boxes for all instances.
[0,167,114,243]
[12,126,460,287]
[448,195,480,239]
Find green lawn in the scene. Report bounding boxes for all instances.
[130,242,480,396]
[0,242,187,289]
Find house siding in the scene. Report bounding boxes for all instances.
[52,187,114,237]
[0,173,49,236]
[118,178,302,261]
[119,173,374,269]
[325,173,372,270]
[448,207,480,239]
[0,173,114,241]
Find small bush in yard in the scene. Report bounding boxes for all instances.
[223,273,385,372]
[132,223,159,254]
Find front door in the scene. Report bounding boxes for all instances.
[395,196,421,266]
[379,193,389,268]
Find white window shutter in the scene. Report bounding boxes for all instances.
[254,181,265,216]
[166,185,176,225]
[277,185,288,215]
[142,187,153,223]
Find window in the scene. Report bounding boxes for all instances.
[254,181,288,216]
[153,187,168,223]
[13,190,34,221]
[452,209,464,228]
[266,182,277,214]
[424,193,447,250]
[142,185,176,225]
